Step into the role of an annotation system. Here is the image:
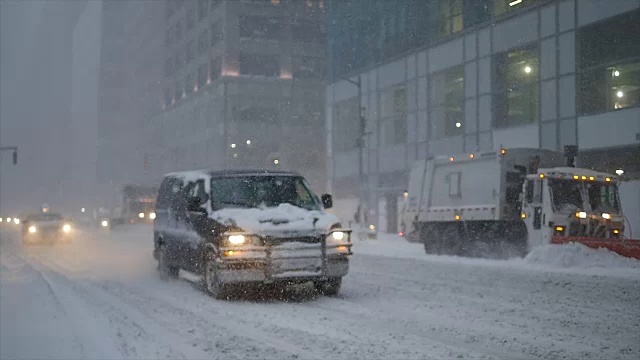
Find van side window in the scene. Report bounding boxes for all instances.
[186,179,208,205]
[157,177,177,208]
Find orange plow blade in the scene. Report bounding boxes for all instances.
[551,236,640,260]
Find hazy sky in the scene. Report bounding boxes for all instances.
[0,0,97,215]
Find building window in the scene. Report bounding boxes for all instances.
[186,7,195,30]
[578,10,640,115]
[185,73,195,95]
[211,22,222,46]
[494,46,539,128]
[431,65,464,139]
[164,87,172,107]
[198,0,208,21]
[175,20,183,41]
[175,79,183,100]
[165,26,173,46]
[175,50,184,72]
[239,16,282,40]
[380,85,407,146]
[198,30,208,55]
[334,97,359,152]
[210,57,222,81]
[292,56,324,79]
[291,22,325,43]
[435,0,463,37]
[197,64,208,87]
[186,41,194,63]
[492,0,544,18]
[164,56,174,78]
[239,52,280,77]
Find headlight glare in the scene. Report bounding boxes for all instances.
[149,212,156,220]
[138,212,145,218]
[63,224,71,232]
[331,231,345,241]
[28,226,37,233]
[228,234,246,245]
[101,220,109,227]
[601,213,611,220]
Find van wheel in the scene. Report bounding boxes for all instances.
[314,277,342,296]
[203,251,228,300]
[157,245,179,280]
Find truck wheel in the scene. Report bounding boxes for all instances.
[203,251,228,300]
[440,224,462,256]
[157,245,179,280]
[315,277,342,296]
[422,226,440,254]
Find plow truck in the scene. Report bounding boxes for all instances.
[401,147,640,259]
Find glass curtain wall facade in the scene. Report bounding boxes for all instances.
[327,0,640,233]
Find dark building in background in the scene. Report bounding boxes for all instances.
[326,0,640,234]
[150,0,328,192]
[96,0,166,206]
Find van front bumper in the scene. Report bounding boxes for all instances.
[215,239,352,284]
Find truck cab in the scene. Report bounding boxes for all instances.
[521,168,622,249]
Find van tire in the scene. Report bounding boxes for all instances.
[203,250,228,300]
[157,245,179,280]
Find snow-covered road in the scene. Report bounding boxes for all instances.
[1,225,638,360]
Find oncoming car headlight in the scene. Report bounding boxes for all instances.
[28,226,37,233]
[149,212,156,220]
[101,220,109,227]
[138,212,145,219]
[63,224,71,232]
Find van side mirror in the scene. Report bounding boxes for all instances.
[321,194,333,209]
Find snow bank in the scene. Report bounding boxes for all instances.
[525,242,640,269]
[354,231,640,278]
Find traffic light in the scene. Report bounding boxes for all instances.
[12,151,17,165]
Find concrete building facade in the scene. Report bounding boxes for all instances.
[150,0,328,192]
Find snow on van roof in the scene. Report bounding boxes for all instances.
[164,169,300,180]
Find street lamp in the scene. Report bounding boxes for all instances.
[340,75,369,225]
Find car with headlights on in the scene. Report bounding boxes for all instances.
[153,170,352,299]
[22,213,73,244]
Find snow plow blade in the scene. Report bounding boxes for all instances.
[551,236,640,260]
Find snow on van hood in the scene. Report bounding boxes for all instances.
[210,203,340,237]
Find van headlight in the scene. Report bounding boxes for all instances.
[227,234,246,245]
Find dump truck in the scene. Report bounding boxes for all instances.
[103,185,158,227]
[401,147,640,259]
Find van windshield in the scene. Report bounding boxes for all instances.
[210,176,321,211]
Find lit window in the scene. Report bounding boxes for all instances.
[494,46,539,128]
[578,10,640,114]
[431,65,464,138]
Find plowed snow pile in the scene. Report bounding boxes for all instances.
[525,242,640,269]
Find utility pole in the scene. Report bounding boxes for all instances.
[341,75,368,225]
[0,146,18,165]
